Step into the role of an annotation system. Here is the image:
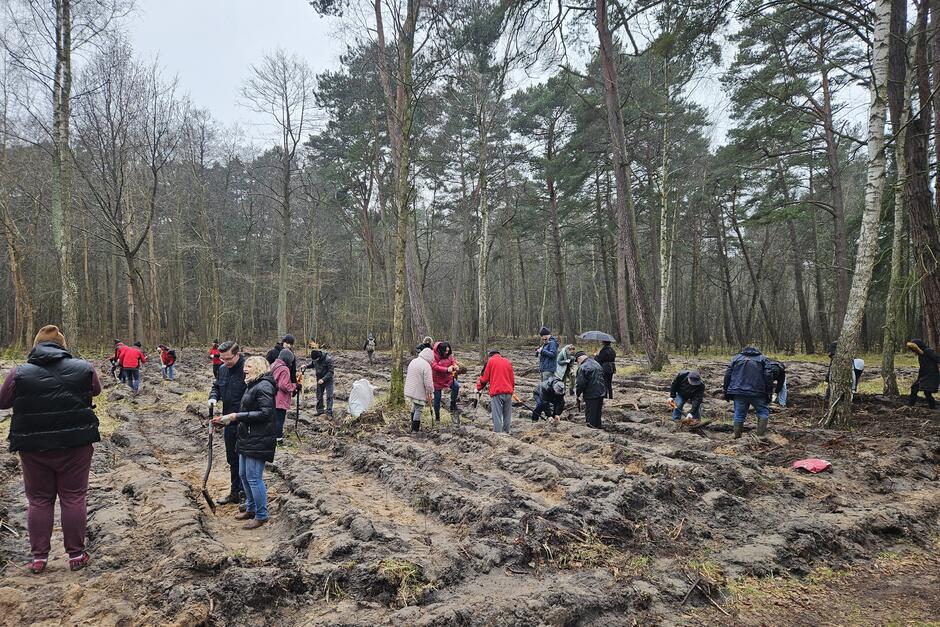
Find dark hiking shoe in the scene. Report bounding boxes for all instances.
[243,518,267,530]
[68,552,90,572]
[733,423,743,439]
[216,492,240,505]
[756,417,769,437]
[28,558,47,574]
[234,511,255,520]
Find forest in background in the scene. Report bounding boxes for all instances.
[0,0,931,421]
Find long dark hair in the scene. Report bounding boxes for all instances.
[436,341,452,359]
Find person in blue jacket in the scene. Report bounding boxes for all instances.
[723,346,774,439]
[536,327,559,382]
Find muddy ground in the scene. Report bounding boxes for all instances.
[0,345,937,626]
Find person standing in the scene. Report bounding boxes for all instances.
[307,349,335,418]
[477,349,515,433]
[575,351,606,428]
[158,345,177,381]
[595,340,616,399]
[537,327,559,382]
[364,334,376,366]
[120,341,147,395]
[404,347,435,432]
[906,339,940,408]
[532,376,565,422]
[669,370,705,424]
[271,348,297,445]
[208,341,247,505]
[431,342,460,423]
[555,343,576,395]
[212,355,276,529]
[209,340,222,379]
[723,346,774,439]
[0,325,101,574]
[415,335,433,354]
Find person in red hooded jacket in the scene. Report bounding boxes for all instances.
[120,341,147,395]
[158,345,177,381]
[209,340,222,379]
[476,350,515,433]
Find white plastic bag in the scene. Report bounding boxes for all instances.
[348,378,377,418]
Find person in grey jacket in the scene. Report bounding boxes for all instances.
[575,351,606,428]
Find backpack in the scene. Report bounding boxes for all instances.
[168,349,177,361]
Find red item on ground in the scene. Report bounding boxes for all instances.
[791,458,832,474]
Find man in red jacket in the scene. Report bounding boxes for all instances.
[120,341,147,395]
[209,340,222,379]
[476,349,515,433]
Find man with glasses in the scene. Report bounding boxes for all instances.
[208,341,247,505]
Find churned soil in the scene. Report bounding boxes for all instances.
[0,345,937,626]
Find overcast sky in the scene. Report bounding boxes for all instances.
[128,0,344,142]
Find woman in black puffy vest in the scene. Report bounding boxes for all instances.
[0,325,101,574]
[213,355,276,529]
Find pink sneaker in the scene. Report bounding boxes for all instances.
[28,558,47,574]
[68,552,90,571]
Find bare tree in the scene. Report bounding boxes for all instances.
[242,48,316,337]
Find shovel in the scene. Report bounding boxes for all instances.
[294,366,307,442]
[201,405,217,514]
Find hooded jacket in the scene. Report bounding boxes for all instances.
[404,348,435,402]
[4,342,101,452]
[596,344,617,375]
[271,358,297,410]
[539,336,559,372]
[576,357,607,399]
[909,339,940,392]
[477,353,515,396]
[555,344,575,379]
[670,371,704,413]
[120,345,146,369]
[431,342,457,391]
[234,372,277,462]
[723,346,773,400]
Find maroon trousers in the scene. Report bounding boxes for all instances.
[19,444,94,560]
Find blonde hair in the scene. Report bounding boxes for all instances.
[243,355,270,382]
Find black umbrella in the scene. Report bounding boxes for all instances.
[578,330,616,342]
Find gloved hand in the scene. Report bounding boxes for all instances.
[208,398,217,408]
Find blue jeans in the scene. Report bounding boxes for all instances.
[432,380,460,419]
[671,394,702,420]
[733,396,769,426]
[162,364,175,381]
[238,454,268,520]
[316,380,334,416]
[126,368,140,393]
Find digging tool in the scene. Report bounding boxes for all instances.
[294,366,307,442]
[201,405,217,514]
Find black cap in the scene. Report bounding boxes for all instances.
[539,326,550,336]
[574,351,587,360]
[488,349,500,356]
[687,370,702,386]
[282,334,295,344]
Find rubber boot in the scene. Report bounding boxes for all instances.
[411,420,420,433]
[733,423,743,439]
[756,416,768,437]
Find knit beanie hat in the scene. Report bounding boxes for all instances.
[539,326,550,336]
[573,351,587,360]
[34,325,67,348]
[278,348,295,365]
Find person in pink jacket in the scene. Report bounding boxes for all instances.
[404,347,434,432]
[270,349,297,445]
[431,341,460,423]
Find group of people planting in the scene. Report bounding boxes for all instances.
[1,322,939,574]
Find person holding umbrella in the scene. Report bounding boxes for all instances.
[595,341,616,399]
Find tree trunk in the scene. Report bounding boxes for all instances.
[820,60,850,329]
[826,0,890,427]
[596,0,662,368]
[546,120,573,344]
[52,0,80,339]
[788,220,815,354]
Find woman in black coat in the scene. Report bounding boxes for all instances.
[595,341,616,399]
[907,339,940,409]
[213,355,277,528]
